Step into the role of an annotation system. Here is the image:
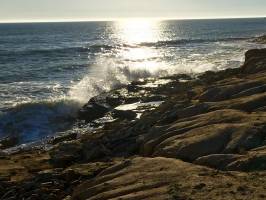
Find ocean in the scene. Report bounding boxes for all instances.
[0,18,266,145]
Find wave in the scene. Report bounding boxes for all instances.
[89,44,114,51]
[0,37,250,57]
[0,59,162,144]
[68,57,174,103]
[0,99,81,144]
[0,36,254,146]
[138,37,249,48]
[0,45,115,57]
[1,46,90,56]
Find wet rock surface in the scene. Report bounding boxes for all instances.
[0,135,19,149]
[1,47,266,199]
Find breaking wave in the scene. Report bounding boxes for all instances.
[0,99,81,144]
[68,57,172,103]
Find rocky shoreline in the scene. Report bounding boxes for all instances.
[1,40,266,199]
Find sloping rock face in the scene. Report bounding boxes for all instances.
[136,48,266,171]
[71,157,266,200]
[1,47,266,199]
[140,110,266,162]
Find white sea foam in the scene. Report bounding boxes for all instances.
[66,42,247,103]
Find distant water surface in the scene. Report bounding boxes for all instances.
[0,18,266,144]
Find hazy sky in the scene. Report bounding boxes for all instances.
[1,0,266,22]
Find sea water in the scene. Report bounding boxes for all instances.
[0,18,266,143]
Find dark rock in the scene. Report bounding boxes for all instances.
[232,84,266,99]
[127,84,141,92]
[124,97,141,104]
[141,95,165,103]
[112,109,137,120]
[199,81,262,102]
[105,96,124,107]
[50,141,82,168]
[227,152,266,171]
[230,93,266,112]
[193,183,206,190]
[78,102,110,122]
[198,68,240,84]
[242,49,266,74]
[82,140,111,162]
[0,175,10,182]
[236,185,248,192]
[0,135,19,149]
[245,49,266,60]
[194,154,244,170]
[50,132,77,145]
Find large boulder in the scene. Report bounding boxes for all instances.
[241,49,266,74]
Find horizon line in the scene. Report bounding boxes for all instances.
[0,16,265,24]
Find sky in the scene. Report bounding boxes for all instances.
[0,0,266,22]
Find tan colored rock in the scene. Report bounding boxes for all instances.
[0,151,51,182]
[155,122,265,160]
[152,124,232,161]
[141,109,250,155]
[141,109,266,160]
[71,157,266,200]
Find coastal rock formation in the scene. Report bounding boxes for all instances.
[72,157,266,200]
[1,46,266,199]
[242,48,266,74]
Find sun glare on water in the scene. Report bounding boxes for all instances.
[115,19,164,72]
[116,19,160,44]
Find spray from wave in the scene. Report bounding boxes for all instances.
[0,39,261,146]
[0,58,168,145]
[67,57,178,103]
